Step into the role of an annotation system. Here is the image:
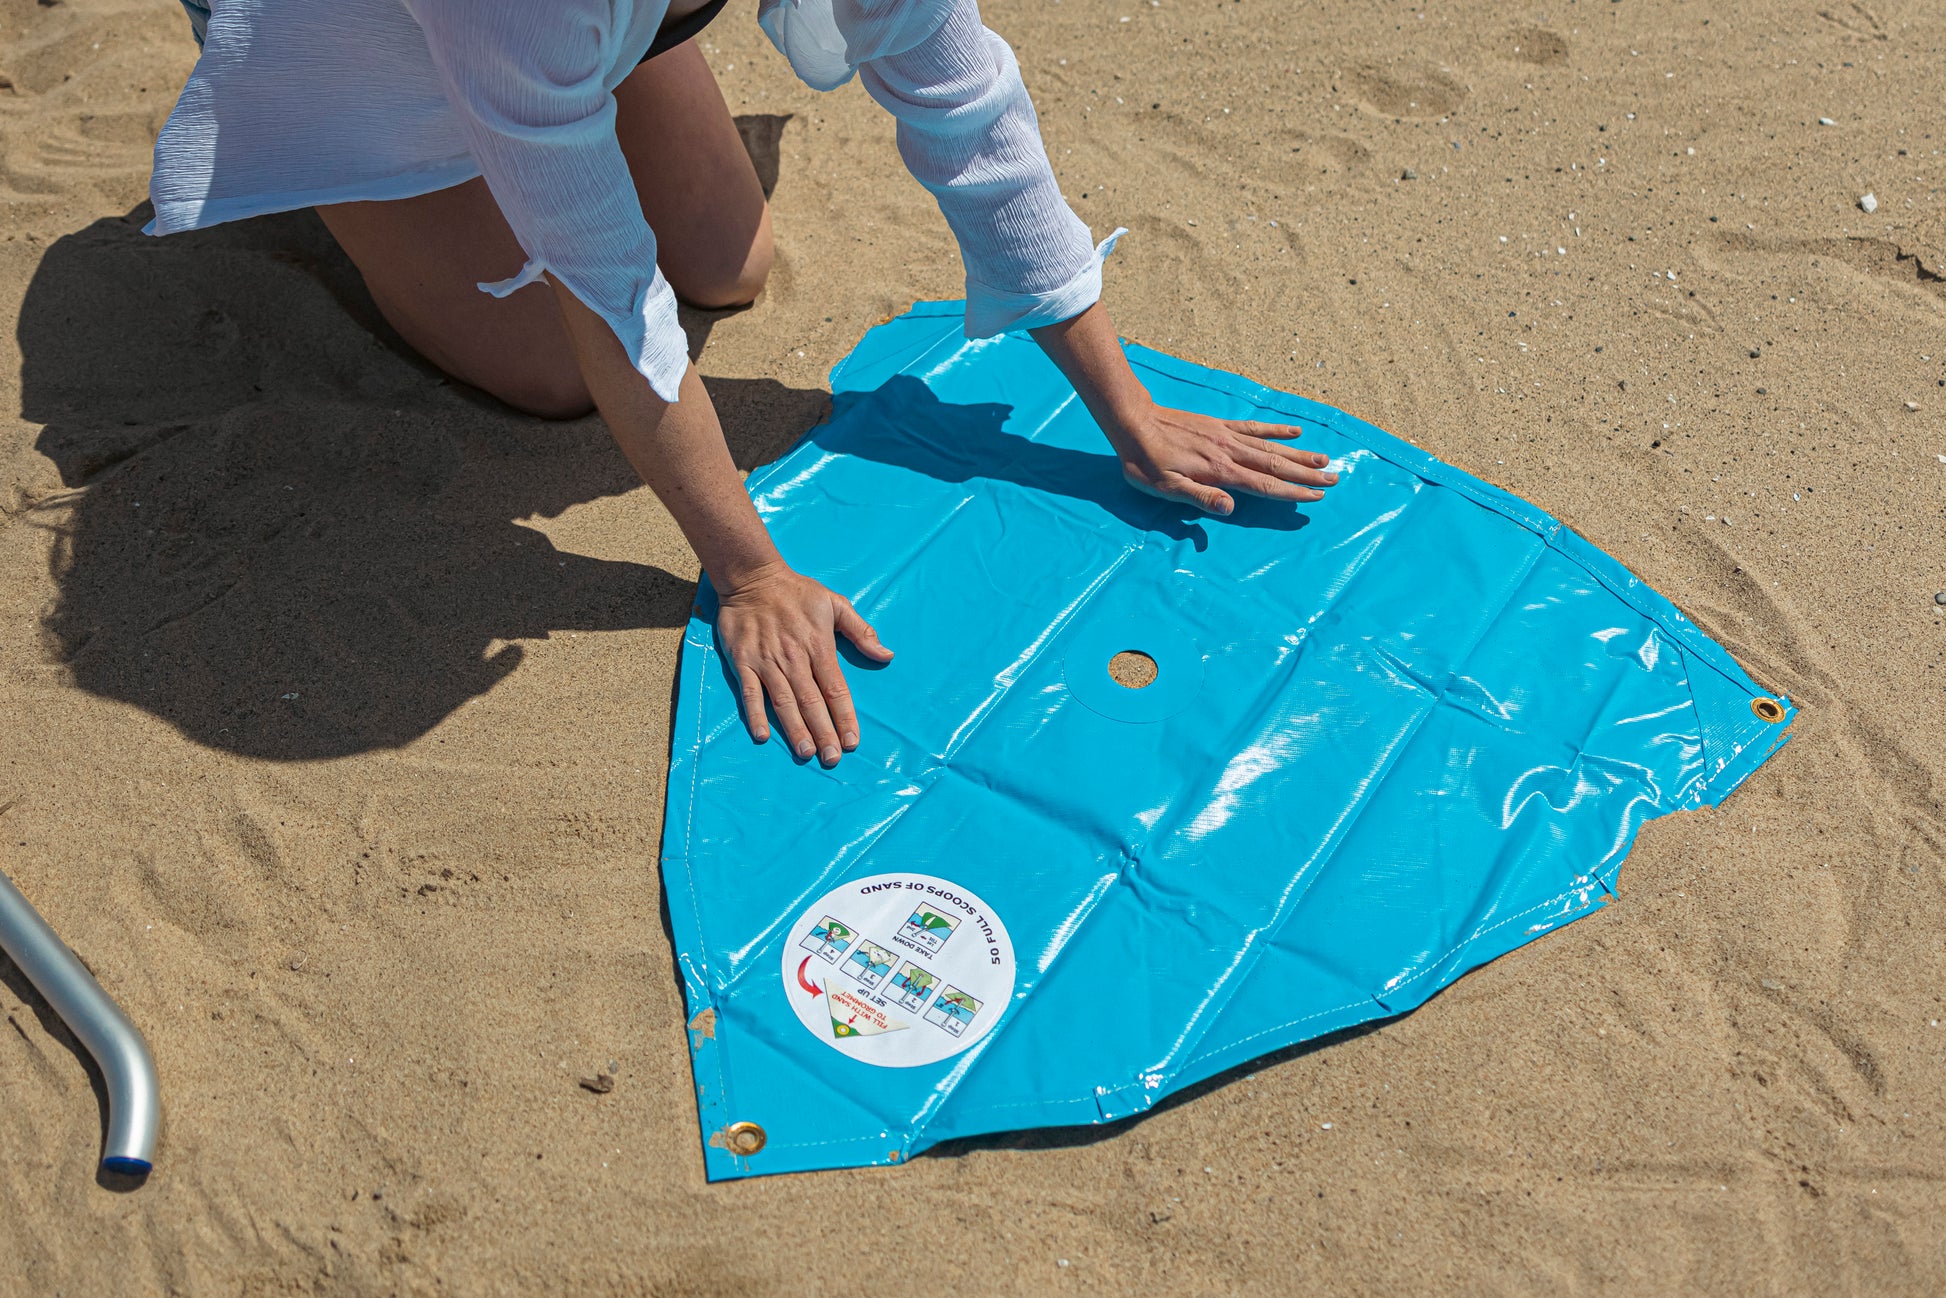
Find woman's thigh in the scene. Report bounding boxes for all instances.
[315,179,594,417]
[616,40,773,310]
[314,38,772,419]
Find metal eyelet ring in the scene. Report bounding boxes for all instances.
[1750,697,1786,723]
[723,1121,766,1156]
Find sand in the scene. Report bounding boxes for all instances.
[2,0,1944,1292]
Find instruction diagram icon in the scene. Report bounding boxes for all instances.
[799,916,853,964]
[899,904,959,955]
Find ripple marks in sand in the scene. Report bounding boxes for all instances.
[1817,2,1889,42]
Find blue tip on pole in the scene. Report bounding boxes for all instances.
[100,1156,154,1177]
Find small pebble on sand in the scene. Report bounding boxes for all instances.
[1934,591,1946,606]
[1400,167,1418,180]
[1819,116,1836,126]
[1907,401,1920,411]
[1859,193,1878,213]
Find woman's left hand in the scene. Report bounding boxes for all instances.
[1028,303,1338,517]
[1103,404,1338,516]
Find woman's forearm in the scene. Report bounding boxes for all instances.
[1028,300,1155,450]
[551,280,784,590]
[551,279,892,764]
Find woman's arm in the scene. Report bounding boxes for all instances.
[402,2,891,761]
[1031,303,1339,515]
[553,282,893,767]
[831,1,1338,514]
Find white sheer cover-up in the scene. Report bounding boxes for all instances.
[148,0,1110,402]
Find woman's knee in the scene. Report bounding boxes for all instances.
[486,365,595,420]
[669,204,773,309]
[318,189,594,419]
[614,43,776,311]
[360,277,594,418]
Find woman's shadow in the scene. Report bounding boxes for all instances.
[15,205,728,761]
[17,111,1294,763]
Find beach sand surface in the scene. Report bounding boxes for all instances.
[2,0,1943,1292]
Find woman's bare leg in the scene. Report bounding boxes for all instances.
[313,40,772,419]
[316,178,589,416]
[615,41,773,310]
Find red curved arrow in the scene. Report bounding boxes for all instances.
[796,955,824,999]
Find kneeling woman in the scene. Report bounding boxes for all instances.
[148,0,1336,763]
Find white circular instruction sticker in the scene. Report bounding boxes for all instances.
[781,872,1015,1069]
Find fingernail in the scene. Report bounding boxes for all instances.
[820,746,841,765]
[796,740,814,758]
[842,732,859,749]
[1325,472,1340,484]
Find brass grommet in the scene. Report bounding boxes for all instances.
[1750,697,1786,723]
[723,1121,766,1156]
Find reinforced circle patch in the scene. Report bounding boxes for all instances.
[782,873,1015,1069]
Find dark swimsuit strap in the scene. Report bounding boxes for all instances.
[642,0,733,63]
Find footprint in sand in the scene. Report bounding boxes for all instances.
[1290,131,1372,173]
[1345,63,1465,119]
[1504,27,1570,68]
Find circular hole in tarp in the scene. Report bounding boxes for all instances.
[1109,650,1158,690]
[1063,614,1203,724]
[1750,697,1786,723]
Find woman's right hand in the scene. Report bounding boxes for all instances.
[715,562,895,766]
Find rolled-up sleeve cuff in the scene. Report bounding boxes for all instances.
[479,258,690,404]
[962,227,1125,338]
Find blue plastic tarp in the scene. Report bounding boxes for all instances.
[660,302,1794,1180]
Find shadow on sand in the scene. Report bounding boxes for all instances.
[17,205,753,761]
[16,109,1296,762]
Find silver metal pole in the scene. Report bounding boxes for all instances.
[0,865,160,1176]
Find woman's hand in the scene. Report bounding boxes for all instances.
[1029,301,1338,516]
[1104,404,1337,516]
[547,291,893,766]
[715,563,895,765]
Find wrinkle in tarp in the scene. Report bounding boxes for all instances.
[660,302,1794,1180]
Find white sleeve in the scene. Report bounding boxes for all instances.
[764,0,1114,337]
[404,0,689,403]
